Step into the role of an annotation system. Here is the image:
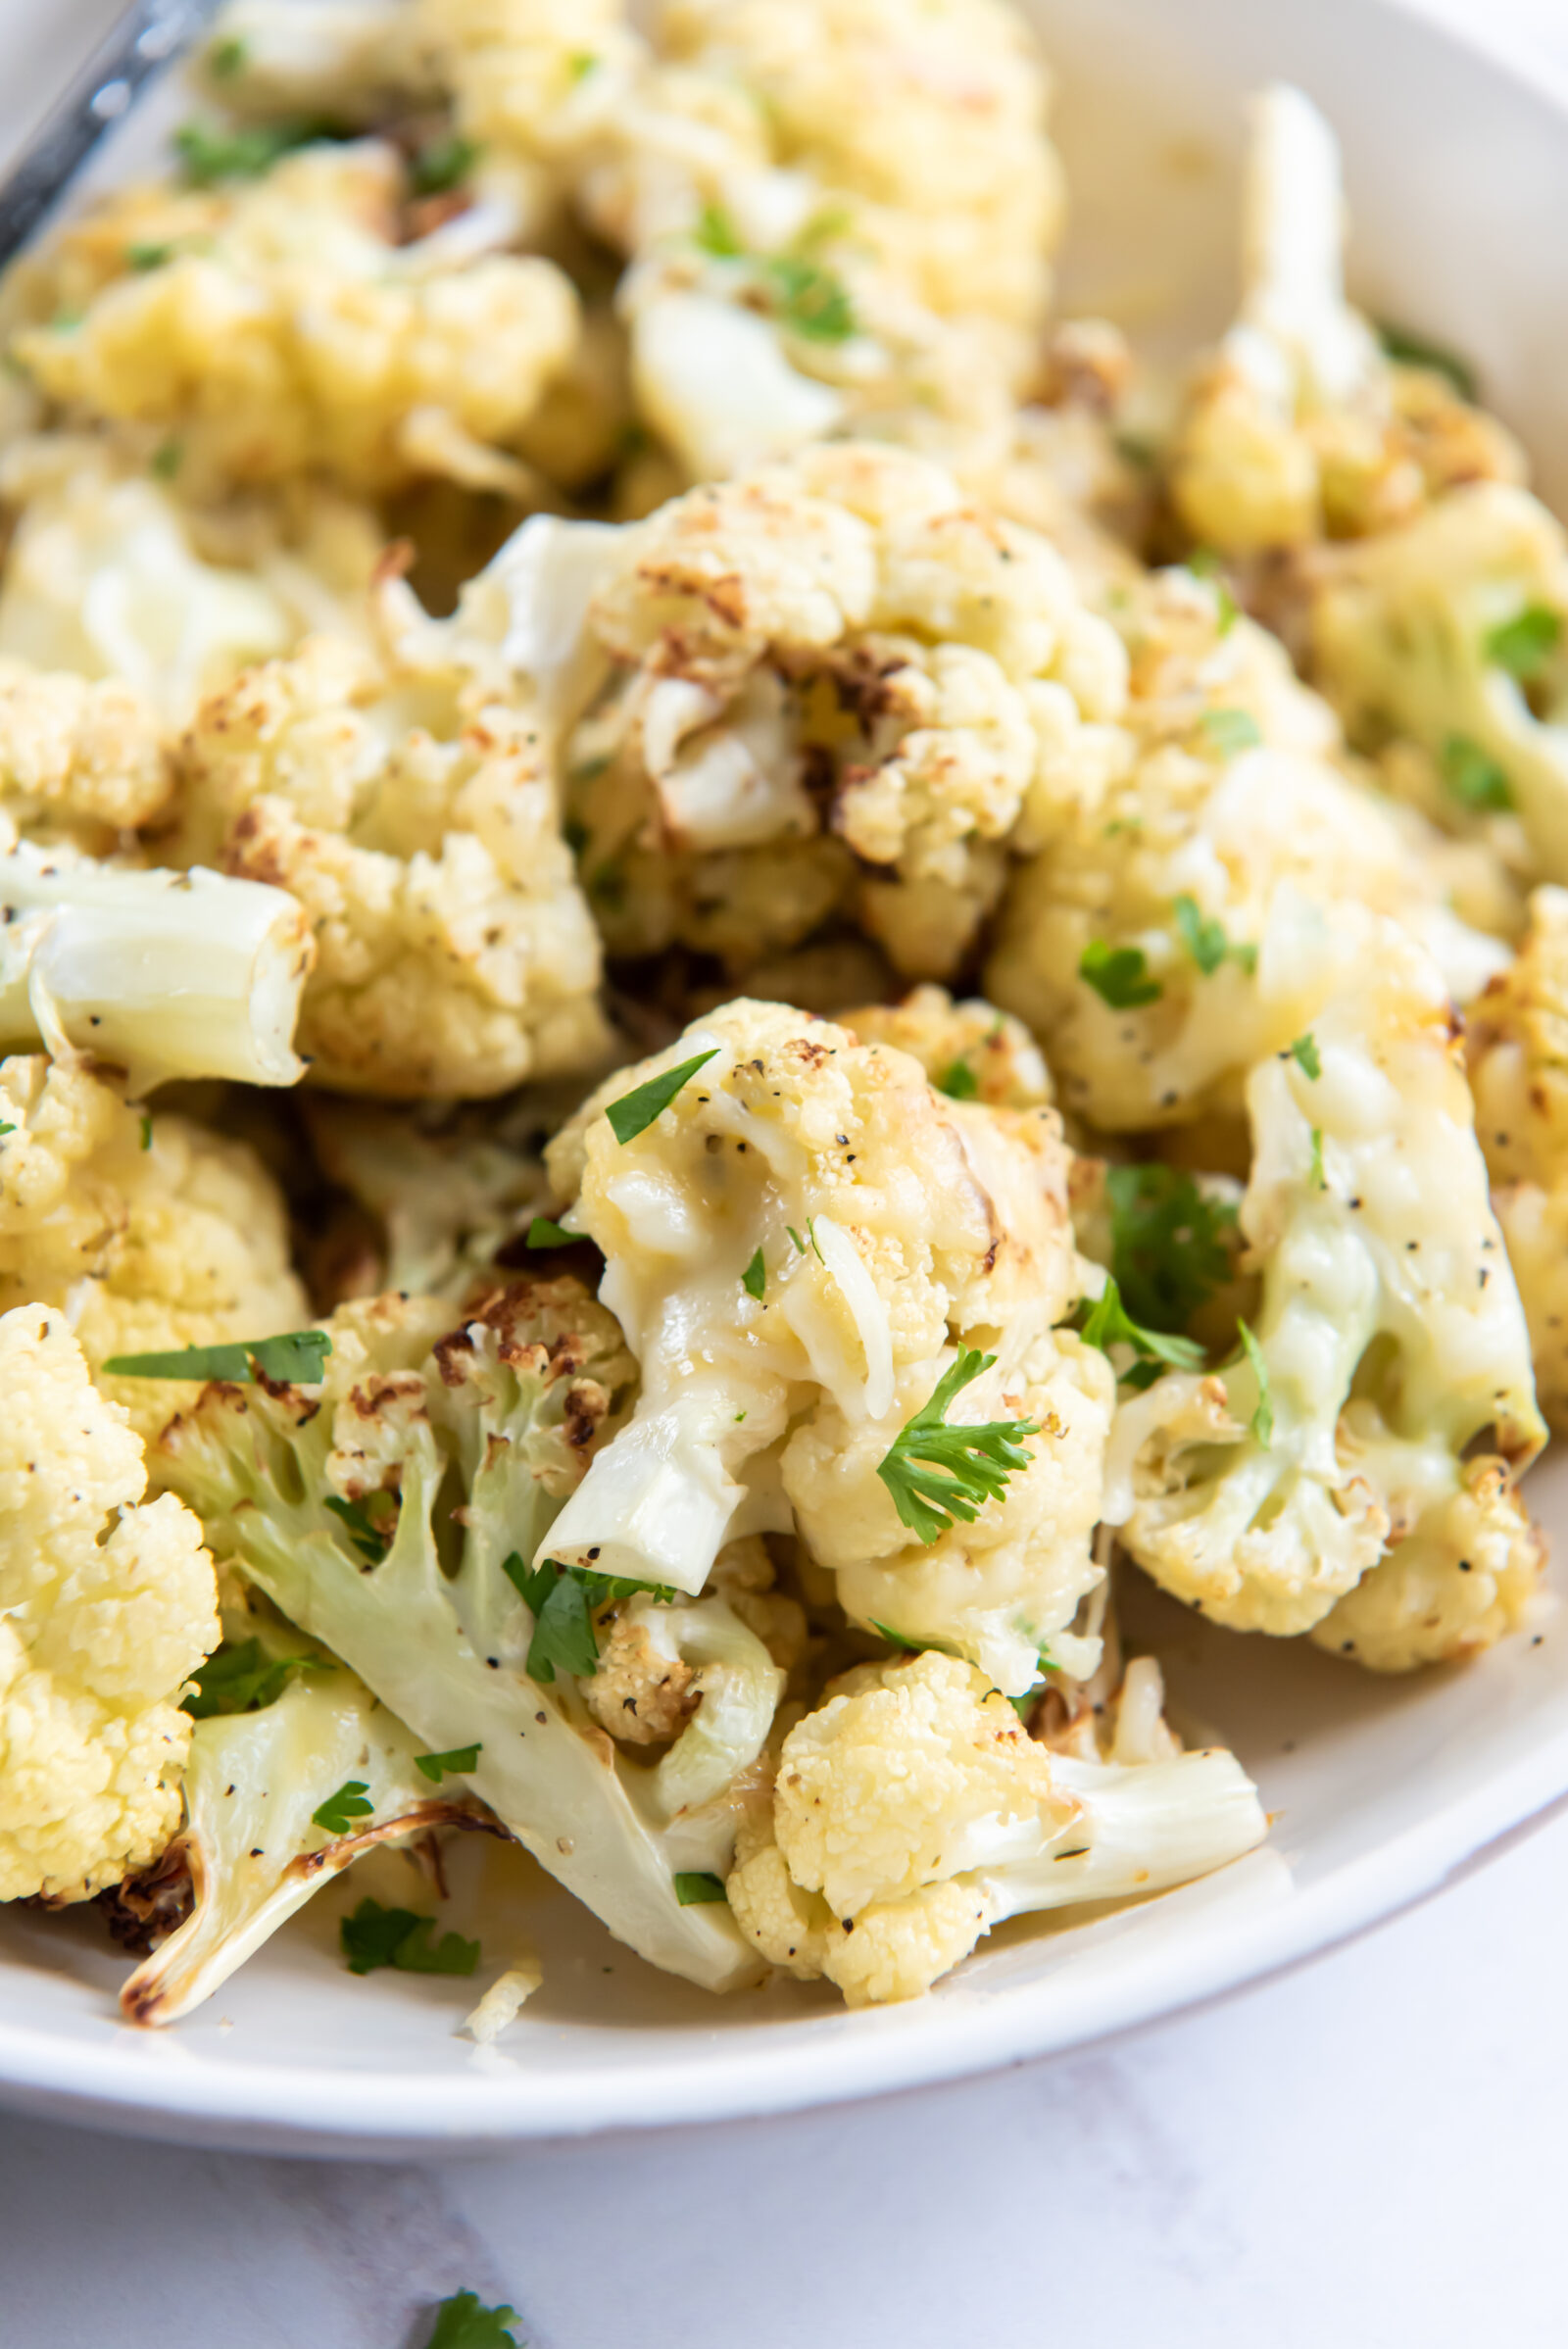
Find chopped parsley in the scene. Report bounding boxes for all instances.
[125,241,173,270]
[1376,319,1478,402]
[606,1048,717,1143]
[502,1553,675,1685]
[567,50,599,81]
[1200,707,1262,759]
[1074,1276,1207,1386]
[673,1872,728,1905]
[173,118,340,186]
[102,1328,332,1383]
[524,1215,577,1248]
[323,1491,396,1562]
[1308,1125,1326,1191]
[1288,1033,1321,1081]
[313,1780,373,1836]
[1104,1163,1237,1334]
[693,203,856,343]
[1079,939,1162,1009]
[423,2290,520,2349]
[1235,1317,1273,1446]
[340,1897,479,1978]
[150,438,182,480]
[209,33,248,77]
[139,1113,153,1150]
[416,1743,481,1783]
[934,1056,980,1100]
[182,1639,331,1720]
[1442,732,1513,812]
[1187,547,1238,634]
[876,1350,1039,1544]
[0,1122,14,1138]
[410,132,481,198]
[1172,893,1254,977]
[1485,605,1561,679]
[742,1246,766,1300]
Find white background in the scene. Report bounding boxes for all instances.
[6,3,1568,2343]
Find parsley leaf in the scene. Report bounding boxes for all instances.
[423,2290,521,2349]
[1187,547,1238,634]
[1079,939,1162,1009]
[340,1897,479,1978]
[691,204,855,341]
[125,240,173,270]
[606,1049,717,1143]
[1105,1163,1237,1334]
[1376,319,1478,402]
[150,438,182,480]
[1235,1317,1273,1446]
[694,202,745,257]
[416,1743,481,1784]
[501,1554,675,1684]
[1172,893,1230,976]
[1485,605,1561,678]
[1288,1033,1321,1081]
[173,119,339,186]
[1442,732,1514,812]
[323,1491,395,1562]
[182,1639,331,1720]
[209,33,248,77]
[1074,1276,1207,1377]
[102,1329,332,1383]
[876,1351,1039,1544]
[410,132,481,197]
[1200,708,1262,758]
[1308,1125,1326,1190]
[524,1215,577,1248]
[935,1057,980,1100]
[673,1872,728,1905]
[313,1780,373,1836]
[139,1113,153,1150]
[742,1247,766,1300]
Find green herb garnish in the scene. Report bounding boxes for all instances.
[1376,319,1477,402]
[182,1639,331,1720]
[423,2290,520,2349]
[692,203,855,341]
[1187,547,1238,634]
[102,1329,331,1383]
[1075,1275,1207,1382]
[673,1872,728,1905]
[876,1350,1039,1544]
[1200,707,1262,759]
[1235,1317,1273,1445]
[323,1492,395,1562]
[501,1553,675,1685]
[1105,1163,1237,1335]
[209,33,248,77]
[742,1247,766,1300]
[139,1113,153,1150]
[1288,1033,1321,1081]
[173,119,337,186]
[125,241,173,270]
[1442,732,1513,812]
[410,132,481,198]
[340,1897,479,1978]
[935,1057,980,1100]
[606,1049,717,1144]
[524,1216,577,1248]
[1485,605,1562,679]
[150,438,181,480]
[313,1780,373,1836]
[1079,939,1162,1009]
[1172,894,1228,976]
[416,1743,481,1783]
[1308,1126,1326,1190]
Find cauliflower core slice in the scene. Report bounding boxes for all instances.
[726,1652,1266,2004]
[564,443,1129,982]
[1102,895,1544,1653]
[0,1306,218,1903]
[545,997,1111,1694]
[177,632,612,1099]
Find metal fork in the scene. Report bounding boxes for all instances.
[0,0,221,268]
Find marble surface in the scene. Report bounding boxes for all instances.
[4,3,1568,2343]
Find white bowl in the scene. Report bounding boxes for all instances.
[6,0,1568,2156]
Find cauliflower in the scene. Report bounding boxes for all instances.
[0,1306,218,1904]
[0,661,171,847]
[156,1274,784,1991]
[0,1053,308,1444]
[986,565,1514,1131]
[1467,884,1568,1427]
[1169,85,1522,556]
[0,437,382,722]
[175,630,612,1099]
[839,985,1053,1108]
[1102,894,1544,1656]
[11,141,582,500]
[563,443,1128,982]
[1310,483,1568,883]
[726,1650,1265,2004]
[190,1,440,125]
[542,996,1113,1694]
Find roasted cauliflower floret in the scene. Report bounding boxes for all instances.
[12,140,582,499]
[1467,884,1568,1427]
[842,986,1052,1108]
[543,996,1112,1694]
[0,1054,307,1444]
[1169,85,1522,557]
[987,565,1511,1130]
[1102,896,1544,1653]
[0,661,171,845]
[176,632,612,1099]
[1312,1454,1544,1672]
[726,1650,1266,2004]
[566,443,1128,982]
[0,1306,219,1904]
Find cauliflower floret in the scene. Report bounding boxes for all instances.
[1169,85,1522,556]
[0,660,171,845]
[1467,884,1568,1426]
[176,632,612,1098]
[987,565,1514,1130]
[0,437,382,722]
[0,1306,218,1903]
[842,986,1053,1108]
[1312,1454,1544,1672]
[566,444,1128,982]
[543,996,1111,1693]
[1102,895,1544,1653]
[0,1054,307,1444]
[726,1650,1266,2004]
[1310,483,1568,884]
[583,1607,699,1745]
[12,141,582,499]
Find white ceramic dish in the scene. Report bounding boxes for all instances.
[5,0,1568,2157]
